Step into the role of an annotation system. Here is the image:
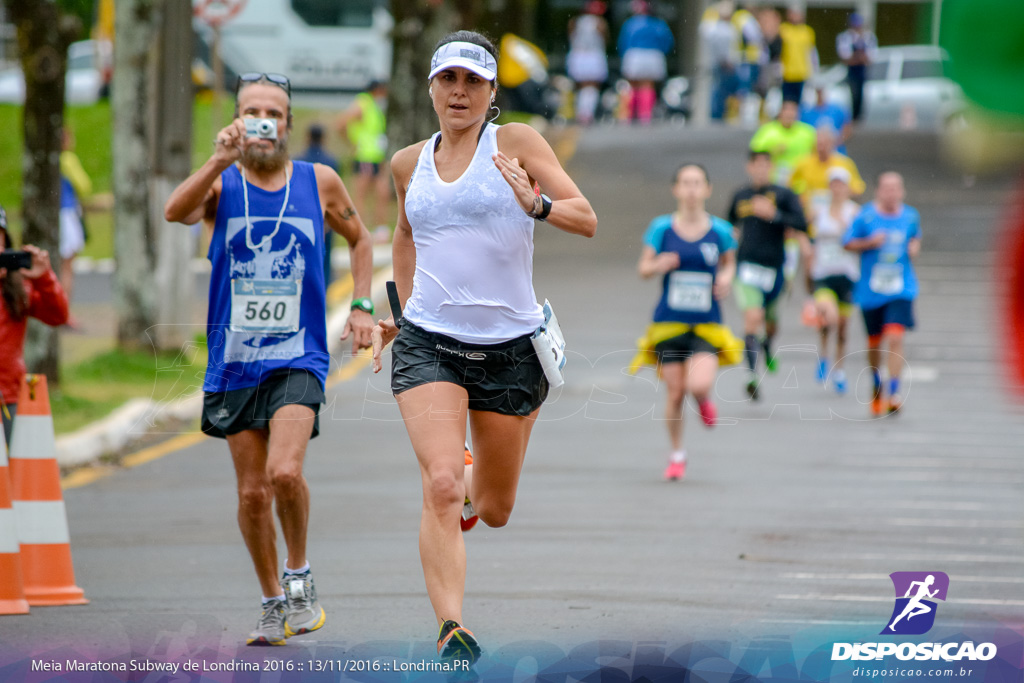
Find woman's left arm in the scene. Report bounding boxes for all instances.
[714,249,736,300]
[494,123,597,238]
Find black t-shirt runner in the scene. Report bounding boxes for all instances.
[727,184,807,269]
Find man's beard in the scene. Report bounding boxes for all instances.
[242,136,289,173]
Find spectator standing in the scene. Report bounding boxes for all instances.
[732,4,766,120]
[567,1,610,126]
[779,7,818,104]
[836,12,878,122]
[757,8,783,98]
[0,206,69,447]
[700,2,740,122]
[617,0,675,124]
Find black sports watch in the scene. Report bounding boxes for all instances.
[350,297,374,315]
[528,193,552,221]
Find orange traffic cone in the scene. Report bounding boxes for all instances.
[8,375,88,606]
[0,417,30,614]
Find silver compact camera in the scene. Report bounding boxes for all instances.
[244,118,278,140]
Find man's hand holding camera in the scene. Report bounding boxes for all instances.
[213,117,278,168]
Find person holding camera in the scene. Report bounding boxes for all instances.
[0,205,69,447]
[164,73,374,646]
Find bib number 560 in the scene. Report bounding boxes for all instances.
[246,301,288,322]
[231,278,302,334]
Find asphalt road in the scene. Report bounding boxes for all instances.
[2,125,1022,678]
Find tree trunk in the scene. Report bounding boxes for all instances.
[4,0,80,387]
[149,0,195,351]
[388,0,475,155]
[112,0,162,351]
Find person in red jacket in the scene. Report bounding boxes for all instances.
[0,206,69,446]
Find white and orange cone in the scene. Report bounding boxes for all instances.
[9,375,88,606]
[0,417,29,614]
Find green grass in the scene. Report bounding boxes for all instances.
[52,345,208,435]
[2,98,363,259]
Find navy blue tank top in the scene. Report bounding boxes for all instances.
[204,161,328,392]
[643,214,736,325]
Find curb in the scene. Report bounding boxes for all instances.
[55,259,394,469]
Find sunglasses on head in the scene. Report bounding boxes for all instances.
[236,72,291,97]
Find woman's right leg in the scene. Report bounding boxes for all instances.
[660,361,688,452]
[816,293,839,380]
[396,382,471,627]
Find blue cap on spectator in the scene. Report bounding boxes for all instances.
[849,12,864,27]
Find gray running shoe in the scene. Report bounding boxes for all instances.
[281,571,326,637]
[246,598,287,646]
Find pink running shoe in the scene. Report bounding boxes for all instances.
[698,400,717,428]
[663,460,686,481]
[461,446,479,532]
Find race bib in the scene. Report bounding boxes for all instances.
[230,279,302,334]
[667,271,713,312]
[869,263,904,296]
[817,242,847,271]
[738,262,777,292]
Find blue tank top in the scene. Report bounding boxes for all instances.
[643,214,736,325]
[204,161,328,393]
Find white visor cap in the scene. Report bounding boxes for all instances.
[827,166,852,185]
[428,41,498,82]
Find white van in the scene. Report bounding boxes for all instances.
[194,0,393,94]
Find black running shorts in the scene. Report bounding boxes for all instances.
[653,330,719,364]
[201,368,325,439]
[813,274,856,306]
[390,321,548,416]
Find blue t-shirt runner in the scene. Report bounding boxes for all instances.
[843,197,921,416]
[204,160,329,393]
[844,202,921,311]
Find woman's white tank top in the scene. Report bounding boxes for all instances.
[402,123,544,343]
[810,197,861,281]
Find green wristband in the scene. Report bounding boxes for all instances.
[350,297,374,315]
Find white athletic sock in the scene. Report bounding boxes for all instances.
[283,561,310,575]
[263,594,286,604]
[670,450,687,464]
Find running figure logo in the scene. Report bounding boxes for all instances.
[882,571,949,635]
